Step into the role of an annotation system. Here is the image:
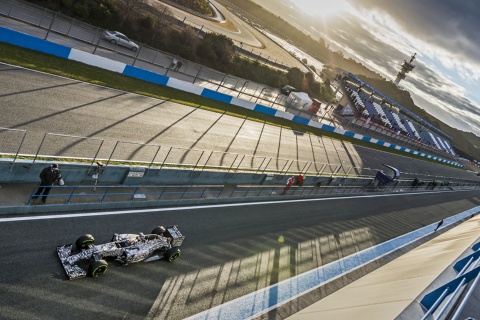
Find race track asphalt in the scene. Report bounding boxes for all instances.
[1,190,479,319]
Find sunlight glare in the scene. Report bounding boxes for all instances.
[295,0,352,18]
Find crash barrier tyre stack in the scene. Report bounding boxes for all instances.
[0,26,463,168]
[420,241,480,320]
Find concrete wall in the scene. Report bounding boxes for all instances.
[0,160,374,187]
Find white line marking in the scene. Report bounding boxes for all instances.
[0,190,457,223]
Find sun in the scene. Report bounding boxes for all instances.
[295,0,353,18]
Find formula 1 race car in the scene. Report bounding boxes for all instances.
[57,225,184,280]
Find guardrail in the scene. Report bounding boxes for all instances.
[25,183,480,206]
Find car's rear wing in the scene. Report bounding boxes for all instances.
[166,226,185,247]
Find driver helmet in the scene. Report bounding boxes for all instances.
[157,226,166,235]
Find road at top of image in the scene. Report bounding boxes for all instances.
[1,190,479,319]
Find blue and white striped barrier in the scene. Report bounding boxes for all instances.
[0,27,463,167]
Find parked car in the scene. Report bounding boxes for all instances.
[102,30,139,51]
[281,85,297,95]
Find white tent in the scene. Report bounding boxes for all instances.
[286,92,312,110]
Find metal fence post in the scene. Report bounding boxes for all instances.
[66,186,76,204]
[191,151,204,172]
[106,141,120,167]
[8,129,27,171]
[234,155,245,172]
[160,147,172,170]
[255,157,267,174]
[132,45,141,66]
[227,154,239,173]
[100,187,109,203]
[45,12,57,40]
[261,158,272,174]
[217,73,227,91]
[26,186,37,206]
[31,132,48,169]
[193,66,203,83]
[148,145,162,172]
[92,28,102,54]
[129,187,139,201]
[67,18,74,36]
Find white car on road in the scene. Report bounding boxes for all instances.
[102,30,139,51]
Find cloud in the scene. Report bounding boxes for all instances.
[349,0,480,81]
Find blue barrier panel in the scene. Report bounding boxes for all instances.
[362,136,371,142]
[400,147,407,152]
[389,144,397,149]
[421,266,480,311]
[321,124,336,132]
[473,242,480,251]
[123,65,169,86]
[453,250,480,272]
[254,104,277,116]
[201,88,233,104]
[0,27,71,58]
[377,141,385,146]
[292,116,310,126]
[344,131,355,137]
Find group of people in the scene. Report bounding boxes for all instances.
[169,57,183,71]
[281,175,304,195]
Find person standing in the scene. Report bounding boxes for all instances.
[32,163,62,203]
[282,176,295,195]
[169,57,177,69]
[174,60,183,71]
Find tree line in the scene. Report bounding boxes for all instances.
[26,0,332,101]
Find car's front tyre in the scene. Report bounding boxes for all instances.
[165,247,181,262]
[75,234,95,251]
[89,260,108,277]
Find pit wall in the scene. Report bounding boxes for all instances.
[0,26,462,168]
[0,160,378,187]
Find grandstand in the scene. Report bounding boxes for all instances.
[340,73,456,157]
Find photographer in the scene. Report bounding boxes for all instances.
[32,163,62,204]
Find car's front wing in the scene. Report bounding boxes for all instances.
[57,244,87,280]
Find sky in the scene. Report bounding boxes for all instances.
[251,0,480,136]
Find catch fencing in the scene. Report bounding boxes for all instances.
[0,127,377,178]
[1,127,477,184]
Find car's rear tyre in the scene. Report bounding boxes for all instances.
[110,39,116,44]
[75,234,94,251]
[165,247,181,262]
[152,226,166,235]
[89,260,108,277]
